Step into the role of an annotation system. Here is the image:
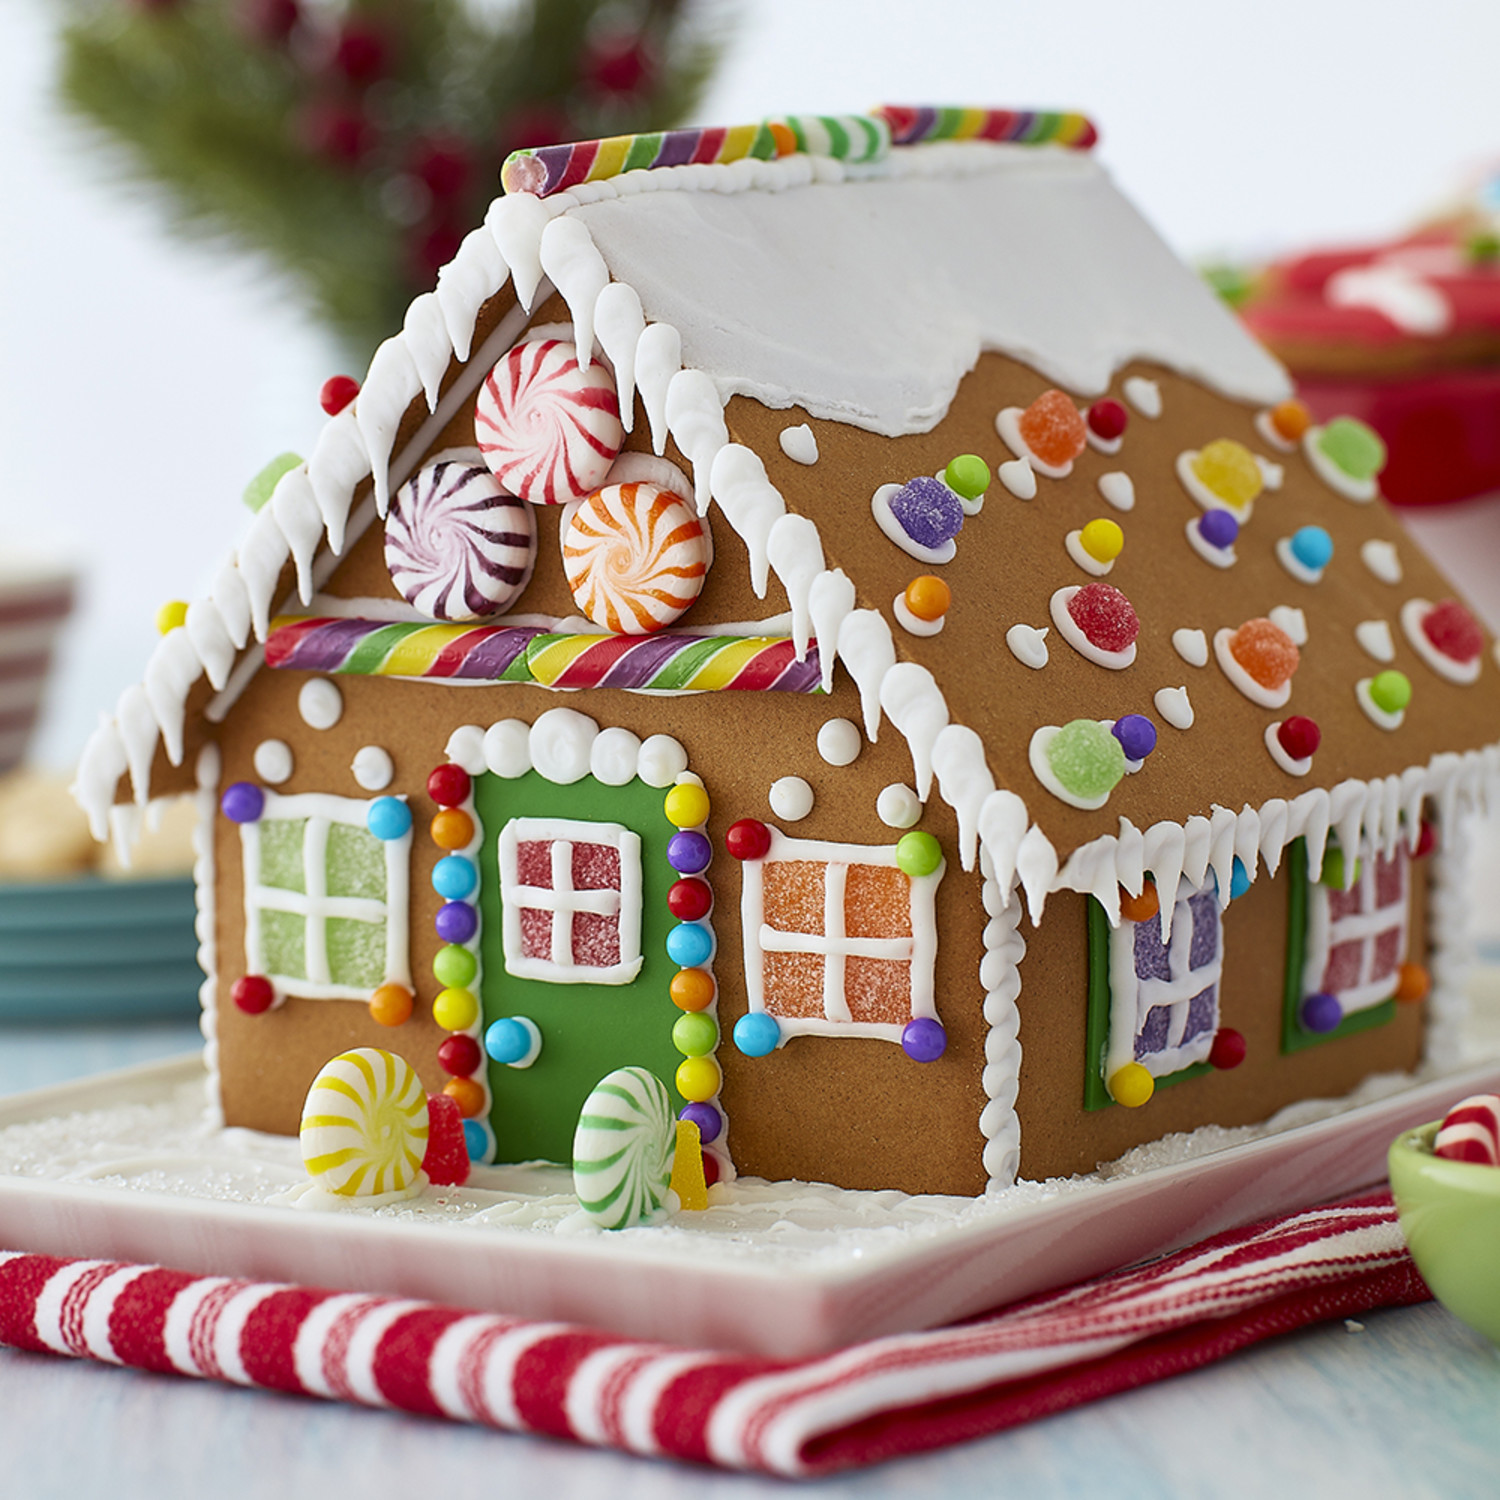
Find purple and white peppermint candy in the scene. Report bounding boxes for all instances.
[385,449,537,621]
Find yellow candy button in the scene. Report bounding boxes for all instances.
[1109,1062,1155,1108]
[664,782,710,829]
[432,986,479,1031]
[156,600,189,635]
[1080,518,1123,564]
[675,1055,721,1103]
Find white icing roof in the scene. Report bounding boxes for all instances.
[573,147,1291,434]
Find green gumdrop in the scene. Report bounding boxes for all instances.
[433,943,477,989]
[895,830,943,878]
[1047,719,1126,800]
[1370,669,1412,714]
[1317,418,1385,483]
[672,1010,719,1058]
[243,452,304,513]
[1318,848,1361,888]
[944,453,990,501]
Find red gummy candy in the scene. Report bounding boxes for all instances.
[422,1092,471,1187]
[1421,599,1483,664]
[1068,582,1140,654]
[1018,390,1088,468]
[1230,618,1299,691]
[1087,398,1128,441]
[1277,716,1321,760]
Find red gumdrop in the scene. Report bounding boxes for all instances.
[1421,599,1483,664]
[1230,618,1300,690]
[1087,398,1128,441]
[437,1033,482,1077]
[668,877,713,921]
[725,819,772,861]
[231,975,275,1014]
[427,763,472,808]
[320,375,359,415]
[1067,582,1140,654]
[1277,716,1321,760]
[1018,390,1088,468]
[1209,1028,1246,1070]
[422,1093,471,1187]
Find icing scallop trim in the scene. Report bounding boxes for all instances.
[1401,598,1482,685]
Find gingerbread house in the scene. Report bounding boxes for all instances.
[75,109,1500,1204]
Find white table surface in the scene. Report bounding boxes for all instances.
[2,1023,1497,1499]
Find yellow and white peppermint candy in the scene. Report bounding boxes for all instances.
[300,1047,430,1197]
[572,1066,677,1229]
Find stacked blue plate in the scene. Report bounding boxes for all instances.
[0,875,202,1021]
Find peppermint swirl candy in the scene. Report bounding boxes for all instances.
[562,482,710,634]
[385,450,537,621]
[572,1065,677,1229]
[474,339,624,505]
[300,1047,429,1197]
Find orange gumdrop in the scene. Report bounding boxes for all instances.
[1229,618,1300,691]
[1270,399,1312,443]
[1119,881,1160,924]
[1018,390,1088,469]
[905,575,952,622]
[444,1076,487,1118]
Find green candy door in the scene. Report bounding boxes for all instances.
[475,770,684,1164]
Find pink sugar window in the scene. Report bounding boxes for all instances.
[498,817,643,984]
[1302,843,1409,1017]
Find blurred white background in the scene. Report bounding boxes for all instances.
[2,0,1497,768]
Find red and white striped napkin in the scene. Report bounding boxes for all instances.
[0,1191,1427,1476]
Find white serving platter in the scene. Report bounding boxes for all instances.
[1,1053,1495,1359]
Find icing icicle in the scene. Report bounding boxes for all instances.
[808,570,856,692]
[402,292,454,411]
[879,663,949,801]
[484,194,554,314]
[359,336,425,516]
[709,444,784,598]
[307,411,372,557]
[269,467,324,604]
[932,724,994,871]
[665,369,728,512]
[765,514,825,659]
[978,789,1029,898]
[837,610,896,741]
[540,216,610,365]
[635,323,682,455]
[595,282,645,431]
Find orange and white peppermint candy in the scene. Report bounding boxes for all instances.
[474,339,624,504]
[563,482,710,634]
[1434,1093,1500,1166]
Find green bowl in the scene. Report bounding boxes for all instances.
[1389,1121,1500,1345]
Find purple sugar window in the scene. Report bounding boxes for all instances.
[1183,986,1217,1041]
[1133,916,1172,982]
[1187,892,1218,969]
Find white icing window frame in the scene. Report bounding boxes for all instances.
[741,829,943,1043]
[1106,877,1222,1081]
[498,816,643,985]
[1302,841,1409,1017]
[241,791,410,1000]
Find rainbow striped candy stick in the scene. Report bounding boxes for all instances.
[500,115,889,198]
[266,616,539,681]
[872,105,1098,150]
[525,633,824,693]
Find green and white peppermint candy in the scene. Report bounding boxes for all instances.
[572,1066,677,1229]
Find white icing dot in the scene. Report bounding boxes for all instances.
[1097,471,1134,511]
[484,719,533,778]
[444,725,487,776]
[638,733,688,788]
[1155,685,1194,729]
[590,726,642,786]
[1356,619,1395,663]
[998,456,1037,499]
[351,745,394,791]
[1123,377,1161,418]
[779,423,819,465]
[298,678,343,730]
[1006,623,1049,670]
[1269,605,1308,646]
[877,783,922,829]
[253,739,292,783]
[1172,628,1209,667]
[530,708,597,784]
[1361,538,1402,584]
[769,776,814,821]
[817,718,861,766]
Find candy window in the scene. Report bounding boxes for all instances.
[1304,843,1408,1017]
[740,833,943,1042]
[497,817,644,984]
[242,793,411,999]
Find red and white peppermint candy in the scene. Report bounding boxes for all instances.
[1433,1092,1500,1166]
[474,339,624,505]
[385,451,537,620]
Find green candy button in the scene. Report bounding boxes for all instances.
[944,454,990,501]
[1370,669,1412,715]
[1316,418,1386,483]
[895,830,943,878]
[672,1010,719,1059]
[433,943,478,989]
[243,452,304,513]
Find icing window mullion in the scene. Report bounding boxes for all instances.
[822,862,851,1023]
[302,815,333,985]
[550,839,576,970]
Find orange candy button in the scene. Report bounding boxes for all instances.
[368,983,414,1027]
[1270,399,1312,443]
[444,1076,487,1117]
[1229,618,1300,691]
[431,808,475,850]
[671,968,716,1011]
[1119,881,1160,924]
[1394,962,1430,1003]
[904,575,952,622]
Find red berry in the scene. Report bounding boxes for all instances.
[437,1033,482,1077]
[668,877,713,921]
[725,819,772,861]
[1421,599,1483,665]
[231,975,276,1014]
[427,763,472,808]
[412,221,465,283]
[585,36,652,95]
[238,0,299,44]
[421,1093,471,1187]
[300,101,375,165]
[1277,716,1321,761]
[1087,398,1128,441]
[411,136,473,200]
[319,375,359,415]
[1067,582,1139,654]
[1209,1028,1246,1070]
[333,21,387,85]
[498,105,573,154]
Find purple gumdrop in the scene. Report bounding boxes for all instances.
[901,1016,947,1063]
[667,829,712,875]
[679,1101,722,1145]
[1301,991,1342,1034]
[435,900,478,944]
[1112,714,1157,762]
[888,475,964,550]
[220,781,264,824]
[1199,509,1239,550]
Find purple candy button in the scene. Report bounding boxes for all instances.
[1199,509,1239,550]
[679,1101,722,1145]
[901,1016,947,1062]
[889,476,964,550]
[1112,714,1157,762]
[220,782,264,824]
[435,900,478,945]
[1301,990,1342,1034]
[667,829,712,875]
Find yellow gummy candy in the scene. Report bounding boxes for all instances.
[670,1119,709,1211]
[1191,439,1263,511]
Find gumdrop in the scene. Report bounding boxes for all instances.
[1277,716,1321,760]
[1047,719,1127,800]
[1018,390,1088,468]
[1087,399,1128,441]
[1269,399,1311,443]
[422,1092,471,1187]
[1198,509,1239,550]
[1229,618,1299,690]
[888,474,964,550]
[1317,417,1386,482]
[1421,599,1483,664]
[1191,439,1263,510]
[1068,582,1140,654]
